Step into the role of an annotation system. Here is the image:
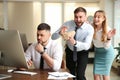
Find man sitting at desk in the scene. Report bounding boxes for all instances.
[25,23,63,71]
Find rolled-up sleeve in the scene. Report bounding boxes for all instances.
[25,45,33,61]
[51,28,61,40]
[52,41,63,71]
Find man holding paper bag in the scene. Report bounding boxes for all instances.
[52,7,94,80]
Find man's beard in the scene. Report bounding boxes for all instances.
[38,40,48,46]
[76,22,83,26]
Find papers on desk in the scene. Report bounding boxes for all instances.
[48,72,75,79]
[0,74,12,80]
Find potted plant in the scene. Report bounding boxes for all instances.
[114,43,120,62]
[114,43,120,75]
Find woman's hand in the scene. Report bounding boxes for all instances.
[107,28,116,39]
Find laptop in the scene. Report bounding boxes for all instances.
[0,74,12,80]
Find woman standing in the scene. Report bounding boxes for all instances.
[92,10,116,80]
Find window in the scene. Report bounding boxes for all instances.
[45,3,62,34]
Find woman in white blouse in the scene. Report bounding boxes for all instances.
[92,10,116,80]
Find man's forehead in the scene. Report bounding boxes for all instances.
[37,30,49,34]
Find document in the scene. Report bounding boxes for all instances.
[0,74,12,80]
[48,72,75,79]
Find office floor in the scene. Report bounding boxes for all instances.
[86,52,120,80]
[85,64,120,80]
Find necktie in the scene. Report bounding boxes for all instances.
[73,27,78,62]
[40,47,46,69]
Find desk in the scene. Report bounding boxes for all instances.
[0,69,73,80]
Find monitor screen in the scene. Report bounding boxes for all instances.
[0,30,28,69]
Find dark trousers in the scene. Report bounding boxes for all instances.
[65,47,88,80]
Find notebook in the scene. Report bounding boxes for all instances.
[0,74,12,80]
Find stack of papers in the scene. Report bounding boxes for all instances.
[0,74,12,80]
[48,72,75,79]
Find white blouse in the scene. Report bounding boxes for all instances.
[93,27,111,49]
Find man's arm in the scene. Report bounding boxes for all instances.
[51,25,68,40]
[77,27,94,51]
[35,41,63,71]
[25,44,34,67]
[51,28,61,40]
[41,52,54,68]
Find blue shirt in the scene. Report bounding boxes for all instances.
[52,20,94,51]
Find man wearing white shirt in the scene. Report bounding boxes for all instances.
[52,7,94,80]
[25,23,63,71]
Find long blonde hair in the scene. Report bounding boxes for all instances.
[93,10,107,42]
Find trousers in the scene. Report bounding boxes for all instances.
[65,47,89,80]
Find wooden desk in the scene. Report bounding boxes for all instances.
[0,69,73,80]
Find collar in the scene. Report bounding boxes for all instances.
[44,38,52,49]
[75,22,86,29]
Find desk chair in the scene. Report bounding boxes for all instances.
[61,59,66,69]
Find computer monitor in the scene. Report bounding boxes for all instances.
[0,30,28,69]
[20,33,29,52]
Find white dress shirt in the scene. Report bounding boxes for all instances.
[52,20,94,51]
[25,38,63,71]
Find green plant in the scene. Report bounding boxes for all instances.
[114,43,120,62]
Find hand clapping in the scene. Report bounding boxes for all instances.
[107,28,116,39]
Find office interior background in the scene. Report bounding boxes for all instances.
[0,0,120,73]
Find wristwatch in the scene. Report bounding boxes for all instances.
[40,47,46,54]
[40,51,45,55]
[74,41,77,45]
[107,38,111,40]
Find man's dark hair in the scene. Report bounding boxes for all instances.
[37,23,51,31]
[74,7,87,15]
[0,28,4,30]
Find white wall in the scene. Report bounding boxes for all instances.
[99,0,116,46]
[114,0,120,47]
[7,2,40,43]
[0,3,3,28]
[1,1,100,43]
[99,0,114,30]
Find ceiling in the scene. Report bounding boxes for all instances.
[0,0,100,3]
